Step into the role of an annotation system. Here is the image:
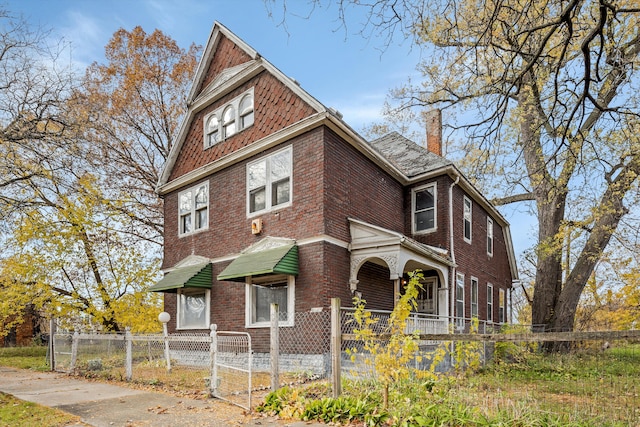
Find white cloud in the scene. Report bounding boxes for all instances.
[58,10,109,70]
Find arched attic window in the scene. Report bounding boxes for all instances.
[239,93,254,129]
[206,115,219,147]
[222,105,236,139]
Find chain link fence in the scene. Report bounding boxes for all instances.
[336,303,640,425]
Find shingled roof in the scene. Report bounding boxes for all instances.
[368,131,452,178]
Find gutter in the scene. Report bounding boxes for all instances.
[449,175,460,322]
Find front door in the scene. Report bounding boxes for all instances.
[416,277,437,315]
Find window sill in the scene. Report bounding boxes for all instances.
[413,227,437,235]
[247,203,291,219]
[178,227,209,238]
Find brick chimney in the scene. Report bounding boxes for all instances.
[425,109,442,156]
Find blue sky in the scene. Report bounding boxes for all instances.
[6,0,535,262]
[7,0,422,131]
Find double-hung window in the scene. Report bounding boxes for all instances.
[203,88,254,148]
[463,196,472,243]
[455,273,465,328]
[178,182,209,236]
[247,147,292,215]
[487,217,494,256]
[177,288,210,329]
[470,277,478,318]
[487,283,494,323]
[499,288,506,323]
[246,275,295,327]
[413,183,436,233]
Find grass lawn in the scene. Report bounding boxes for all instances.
[0,346,49,370]
[0,392,84,427]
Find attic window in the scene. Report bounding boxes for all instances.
[222,106,236,138]
[206,116,219,146]
[203,87,254,148]
[239,94,254,128]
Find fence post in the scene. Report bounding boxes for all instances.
[49,318,56,371]
[270,303,279,391]
[125,327,132,381]
[209,324,217,396]
[331,297,341,397]
[70,331,79,371]
[160,315,171,372]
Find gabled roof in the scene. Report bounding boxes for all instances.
[158,21,330,190]
[369,132,452,178]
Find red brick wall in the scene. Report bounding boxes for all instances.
[1,309,39,347]
[402,176,513,322]
[163,127,325,268]
[323,128,405,241]
[448,183,512,321]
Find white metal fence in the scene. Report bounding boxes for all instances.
[211,327,252,410]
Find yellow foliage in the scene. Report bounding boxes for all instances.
[348,270,449,407]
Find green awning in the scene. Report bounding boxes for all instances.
[149,262,212,293]
[217,244,298,282]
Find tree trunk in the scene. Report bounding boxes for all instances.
[518,73,569,335]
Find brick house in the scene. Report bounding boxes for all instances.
[151,22,518,347]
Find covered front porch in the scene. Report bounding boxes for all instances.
[347,218,455,334]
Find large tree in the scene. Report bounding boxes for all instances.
[0,16,198,332]
[291,0,640,334]
[77,27,200,245]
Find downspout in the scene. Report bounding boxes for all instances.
[449,175,460,325]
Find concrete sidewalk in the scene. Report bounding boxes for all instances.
[0,367,320,426]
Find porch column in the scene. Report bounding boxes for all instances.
[439,270,450,319]
[393,278,401,306]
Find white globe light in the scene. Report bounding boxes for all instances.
[158,312,171,323]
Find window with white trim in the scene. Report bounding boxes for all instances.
[247,147,292,215]
[499,288,506,323]
[203,88,254,148]
[245,275,295,327]
[487,283,494,323]
[177,288,210,329]
[222,105,236,139]
[470,277,478,318]
[463,195,472,243]
[456,273,465,325]
[413,183,436,233]
[178,182,209,236]
[487,217,494,256]
[239,93,254,128]
[206,115,219,147]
